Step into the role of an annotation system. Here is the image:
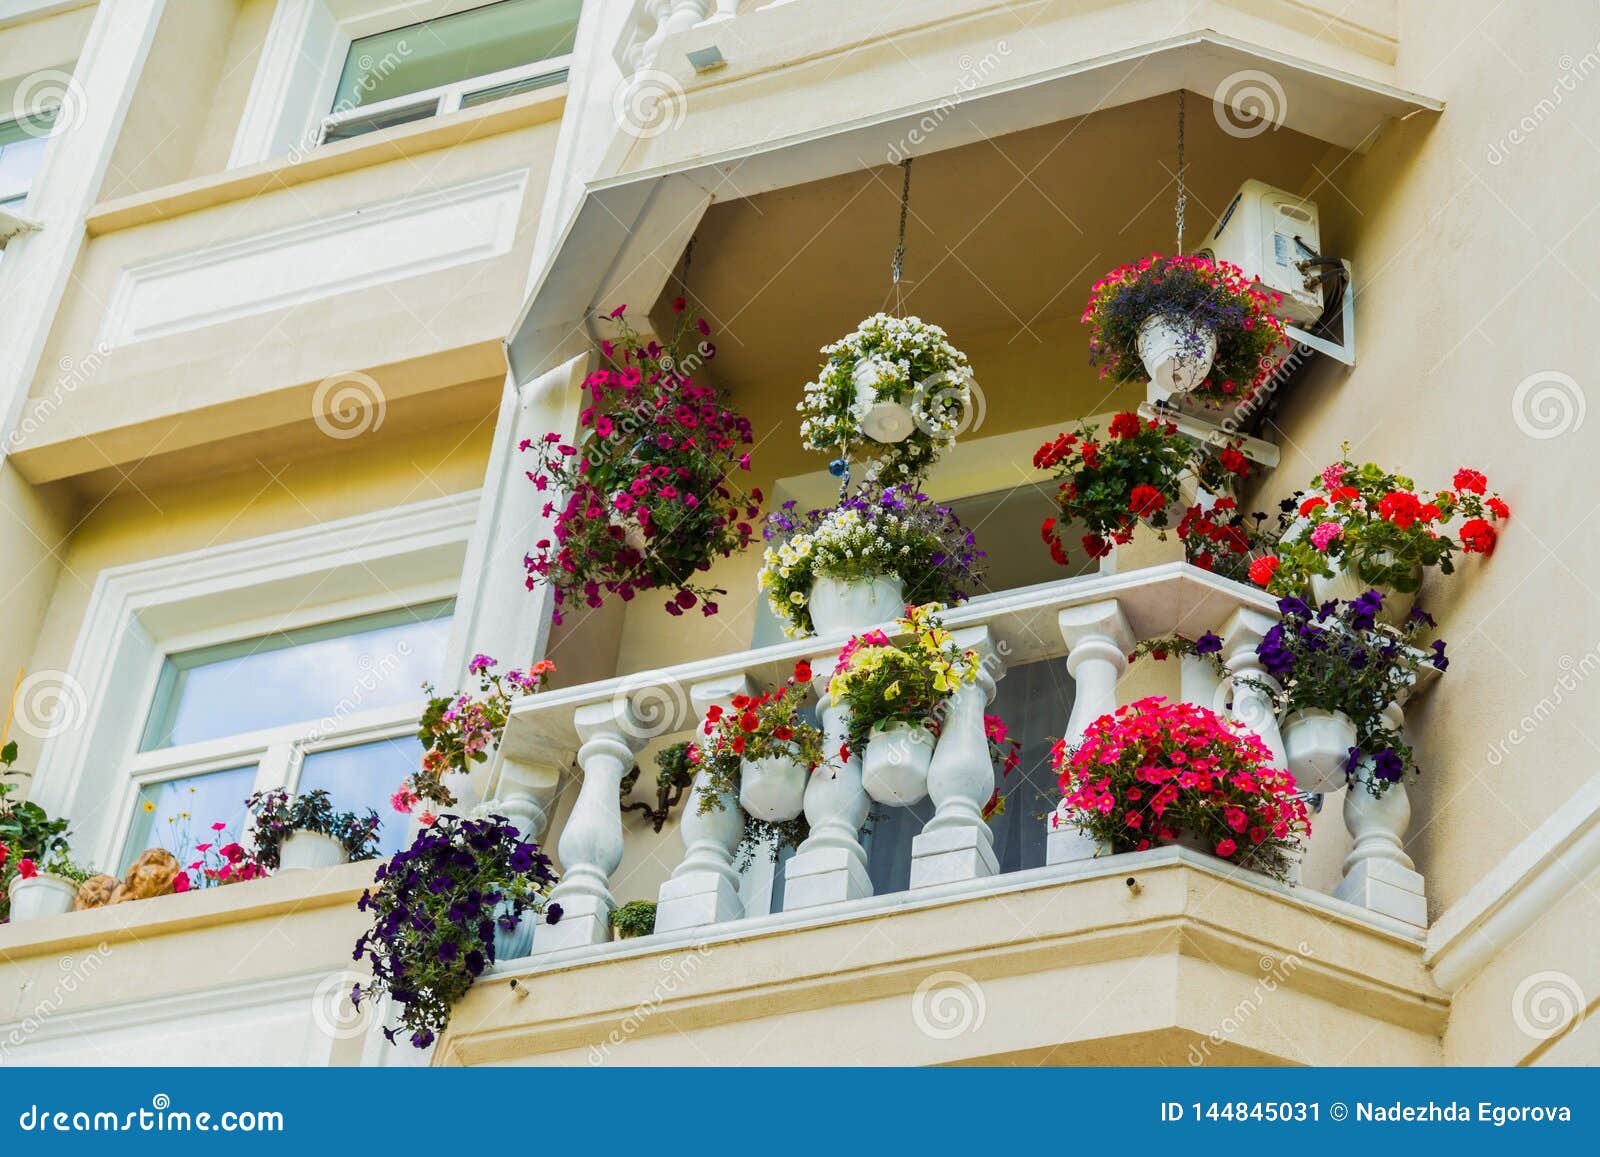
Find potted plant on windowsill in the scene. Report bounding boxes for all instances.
[1052,697,1310,882]
[4,851,91,923]
[609,899,657,940]
[698,661,826,823]
[247,788,382,872]
[1082,254,1289,410]
[799,313,974,486]
[1246,592,1448,795]
[828,604,979,806]
[0,739,72,923]
[1250,455,1509,623]
[759,486,984,638]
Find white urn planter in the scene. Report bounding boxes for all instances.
[1309,562,1419,625]
[6,873,77,922]
[1282,709,1358,794]
[1137,313,1216,395]
[851,357,915,443]
[808,574,905,636]
[860,720,935,805]
[738,751,808,822]
[278,829,349,871]
[492,901,532,961]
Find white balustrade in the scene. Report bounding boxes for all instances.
[1047,600,1134,864]
[532,700,646,954]
[783,655,872,910]
[911,628,1005,888]
[655,675,757,932]
[1219,607,1288,768]
[1334,701,1427,926]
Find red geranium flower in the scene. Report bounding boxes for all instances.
[1453,468,1488,494]
[1487,497,1510,520]
[1248,555,1280,587]
[1460,518,1497,554]
[1128,484,1165,517]
[1107,412,1142,440]
[17,858,37,879]
[1377,490,1423,529]
[1298,495,1327,517]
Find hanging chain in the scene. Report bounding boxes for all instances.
[1174,90,1187,255]
[891,157,913,313]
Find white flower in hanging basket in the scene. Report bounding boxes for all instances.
[798,313,973,486]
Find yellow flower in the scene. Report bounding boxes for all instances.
[789,591,806,605]
[142,800,156,813]
[883,680,901,700]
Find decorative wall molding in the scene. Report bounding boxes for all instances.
[97,168,528,347]
[1425,773,1600,992]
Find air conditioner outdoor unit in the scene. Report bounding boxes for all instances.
[1200,179,1324,326]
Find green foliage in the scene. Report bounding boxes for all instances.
[609,899,657,938]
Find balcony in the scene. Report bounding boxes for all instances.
[437,562,1446,1065]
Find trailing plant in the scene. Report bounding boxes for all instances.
[1129,630,1227,679]
[353,813,559,1049]
[798,313,973,486]
[619,740,697,832]
[406,655,556,808]
[1176,497,1267,581]
[694,661,822,866]
[1250,593,1448,794]
[979,713,1022,821]
[1036,412,1193,563]
[1249,454,1509,597]
[609,899,657,938]
[759,486,985,638]
[523,305,760,622]
[827,604,979,755]
[1082,254,1289,406]
[246,788,382,870]
[0,741,70,921]
[1052,697,1310,882]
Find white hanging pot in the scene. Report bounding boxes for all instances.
[1137,312,1216,395]
[1308,557,1420,625]
[1282,709,1357,794]
[738,749,808,822]
[6,873,78,922]
[607,512,648,551]
[808,574,905,636]
[851,358,915,443]
[491,899,532,961]
[860,720,936,805]
[278,829,349,871]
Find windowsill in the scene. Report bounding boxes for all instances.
[83,82,567,238]
[0,858,377,960]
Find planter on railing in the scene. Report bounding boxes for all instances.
[860,721,935,805]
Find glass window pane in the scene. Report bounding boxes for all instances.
[141,600,453,750]
[0,110,54,204]
[331,0,581,112]
[298,736,424,858]
[458,66,568,109]
[321,98,439,143]
[124,766,257,873]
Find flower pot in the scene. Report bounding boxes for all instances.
[851,357,915,443]
[608,513,648,551]
[861,720,936,805]
[492,901,532,961]
[1137,313,1216,395]
[1283,709,1357,794]
[738,751,808,822]
[808,574,904,636]
[6,873,78,922]
[1309,561,1419,625]
[278,829,349,871]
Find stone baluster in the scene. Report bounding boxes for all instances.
[783,656,871,911]
[1047,601,1134,864]
[1334,700,1426,926]
[486,759,563,844]
[1180,651,1224,713]
[911,629,1004,888]
[703,0,742,21]
[1219,607,1287,768]
[655,675,756,933]
[532,701,645,954]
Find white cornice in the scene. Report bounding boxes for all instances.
[1425,772,1600,992]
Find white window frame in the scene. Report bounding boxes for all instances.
[317,53,572,144]
[29,491,480,871]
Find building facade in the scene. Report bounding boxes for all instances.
[0,0,1595,1066]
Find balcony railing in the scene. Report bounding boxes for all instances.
[619,1,797,73]
[485,562,1435,966]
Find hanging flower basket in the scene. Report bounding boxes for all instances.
[758,486,984,639]
[799,313,973,486]
[860,720,936,805]
[1083,254,1290,408]
[524,306,762,624]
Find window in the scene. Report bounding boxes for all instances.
[320,0,580,144]
[120,600,455,870]
[0,109,54,209]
